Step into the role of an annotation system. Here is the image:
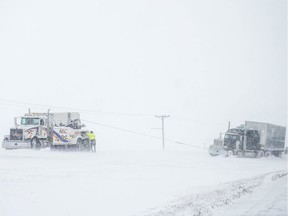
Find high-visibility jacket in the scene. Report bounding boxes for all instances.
[87,132,96,141]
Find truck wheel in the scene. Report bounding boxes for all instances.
[227,150,233,157]
[257,151,264,158]
[76,138,83,150]
[265,151,271,158]
[237,151,243,158]
[31,137,41,149]
[82,139,90,151]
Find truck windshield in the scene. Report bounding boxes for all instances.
[21,118,40,126]
[224,134,239,140]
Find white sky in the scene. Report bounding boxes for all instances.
[0,0,287,150]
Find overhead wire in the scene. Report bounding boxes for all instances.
[0,99,154,117]
[0,99,201,121]
[82,119,208,150]
[0,98,208,150]
[82,119,161,140]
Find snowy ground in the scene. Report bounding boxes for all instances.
[0,148,287,216]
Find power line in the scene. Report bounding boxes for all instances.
[0,99,203,122]
[0,102,32,109]
[82,119,208,150]
[174,141,208,150]
[82,119,161,140]
[0,99,153,117]
[0,98,208,151]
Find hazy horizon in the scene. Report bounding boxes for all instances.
[0,0,286,150]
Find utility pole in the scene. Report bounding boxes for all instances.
[155,115,169,151]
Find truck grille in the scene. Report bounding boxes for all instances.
[10,129,23,141]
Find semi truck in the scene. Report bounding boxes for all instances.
[2,110,91,151]
[209,121,286,157]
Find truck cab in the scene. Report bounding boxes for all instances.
[16,115,48,139]
[223,128,260,156]
[3,114,49,149]
[223,128,243,151]
[209,121,286,158]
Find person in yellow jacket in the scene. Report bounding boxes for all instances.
[87,131,96,152]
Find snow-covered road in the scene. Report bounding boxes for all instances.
[0,148,287,216]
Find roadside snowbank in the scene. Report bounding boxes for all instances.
[140,171,287,216]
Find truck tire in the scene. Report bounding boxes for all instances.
[31,137,41,149]
[279,151,285,158]
[237,151,243,158]
[227,150,233,157]
[257,150,264,158]
[265,151,271,158]
[76,138,83,150]
[82,139,90,151]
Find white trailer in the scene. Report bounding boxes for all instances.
[245,121,286,157]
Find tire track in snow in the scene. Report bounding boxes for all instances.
[238,172,287,216]
[137,170,287,216]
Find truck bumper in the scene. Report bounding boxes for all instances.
[2,140,31,149]
[209,146,226,156]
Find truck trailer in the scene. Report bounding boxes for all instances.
[209,121,286,157]
[2,111,91,151]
